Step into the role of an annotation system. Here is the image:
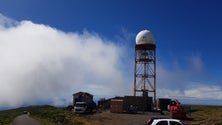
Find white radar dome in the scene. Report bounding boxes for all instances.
[136,30,155,45]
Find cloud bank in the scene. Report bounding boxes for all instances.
[157,55,222,105]
[0,14,130,108]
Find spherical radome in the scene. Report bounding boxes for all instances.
[136,30,155,45]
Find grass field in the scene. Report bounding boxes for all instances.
[0,105,87,125]
[0,105,222,125]
[186,105,222,125]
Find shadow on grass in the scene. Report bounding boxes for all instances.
[190,109,199,113]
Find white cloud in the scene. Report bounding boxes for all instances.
[0,14,130,108]
[158,85,222,100]
[157,88,185,98]
[184,85,222,100]
[157,55,205,89]
[188,54,205,75]
[0,13,18,29]
[156,55,222,103]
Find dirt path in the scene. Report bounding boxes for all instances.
[84,111,166,125]
[81,110,204,125]
[12,114,42,125]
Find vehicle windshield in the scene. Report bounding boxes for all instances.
[75,103,86,107]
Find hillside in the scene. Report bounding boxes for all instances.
[0,105,88,125]
[0,105,222,125]
[186,105,222,125]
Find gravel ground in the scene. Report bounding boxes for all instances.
[84,110,167,125]
[82,110,206,125]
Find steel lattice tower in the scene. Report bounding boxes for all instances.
[134,30,156,104]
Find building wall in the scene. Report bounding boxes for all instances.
[73,92,93,105]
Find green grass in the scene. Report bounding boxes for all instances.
[185,105,222,125]
[0,108,23,125]
[0,105,85,125]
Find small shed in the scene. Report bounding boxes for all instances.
[110,99,124,113]
[73,92,93,105]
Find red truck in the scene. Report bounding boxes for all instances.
[169,99,187,119]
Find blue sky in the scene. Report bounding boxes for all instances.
[0,0,222,108]
[2,0,221,70]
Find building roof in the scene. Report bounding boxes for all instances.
[73,92,93,97]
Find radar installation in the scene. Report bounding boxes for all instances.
[134,30,156,104]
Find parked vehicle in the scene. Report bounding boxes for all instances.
[73,92,96,114]
[74,101,96,114]
[169,99,187,119]
[127,105,138,114]
[146,117,186,125]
